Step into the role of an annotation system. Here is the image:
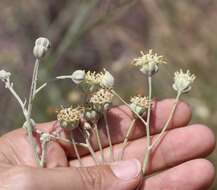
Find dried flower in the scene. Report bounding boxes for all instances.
[71,70,85,84]
[0,70,11,81]
[133,50,166,76]
[33,37,51,59]
[130,95,150,115]
[85,71,102,86]
[57,106,83,130]
[89,89,113,112]
[100,69,114,88]
[173,70,196,93]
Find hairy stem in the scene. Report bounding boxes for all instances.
[150,92,181,150]
[104,111,114,162]
[26,59,41,166]
[93,122,104,163]
[142,76,152,174]
[40,139,49,167]
[119,119,136,160]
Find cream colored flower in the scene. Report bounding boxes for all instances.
[89,89,113,112]
[57,106,83,130]
[133,50,166,76]
[173,70,196,93]
[33,37,50,59]
[85,71,102,86]
[130,95,150,115]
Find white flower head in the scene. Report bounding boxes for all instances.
[71,70,85,84]
[133,50,166,76]
[33,37,51,59]
[130,95,151,116]
[57,106,84,130]
[100,69,114,89]
[89,88,113,112]
[173,70,196,93]
[0,70,11,81]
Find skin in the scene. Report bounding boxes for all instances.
[0,99,215,190]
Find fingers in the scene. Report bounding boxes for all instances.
[38,99,191,158]
[70,125,215,176]
[11,159,142,190]
[143,159,215,190]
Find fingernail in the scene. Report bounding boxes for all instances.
[110,159,141,180]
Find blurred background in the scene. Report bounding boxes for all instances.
[0,0,216,188]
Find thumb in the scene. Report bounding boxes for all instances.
[33,159,142,190]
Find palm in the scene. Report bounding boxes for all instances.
[0,99,215,190]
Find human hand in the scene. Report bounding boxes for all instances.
[0,99,215,190]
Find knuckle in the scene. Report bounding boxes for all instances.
[77,167,104,190]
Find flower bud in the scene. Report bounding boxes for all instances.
[173,70,195,93]
[84,109,99,122]
[100,70,114,88]
[0,70,11,81]
[130,103,145,116]
[33,37,50,59]
[71,70,85,84]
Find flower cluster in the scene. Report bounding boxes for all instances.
[130,95,150,115]
[133,49,166,76]
[89,88,113,112]
[57,106,84,130]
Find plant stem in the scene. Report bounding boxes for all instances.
[142,76,152,174]
[150,92,181,150]
[26,59,41,166]
[103,111,114,162]
[79,128,99,165]
[111,89,148,127]
[40,139,49,167]
[71,131,83,167]
[119,119,136,160]
[93,122,104,163]
[7,84,28,118]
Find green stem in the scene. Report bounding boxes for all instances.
[104,111,114,162]
[119,119,136,160]
[150,92,181,150]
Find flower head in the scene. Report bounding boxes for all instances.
[57,106,84,130]
[85,71,102,86]
[133,50,166,76]
[33,37,51,59]
[173,70,196,93]
[130,95,150,115]
[0,70,11,81]
[71,70,85,84]
[89,89,113,112]
[84,69,114,89]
